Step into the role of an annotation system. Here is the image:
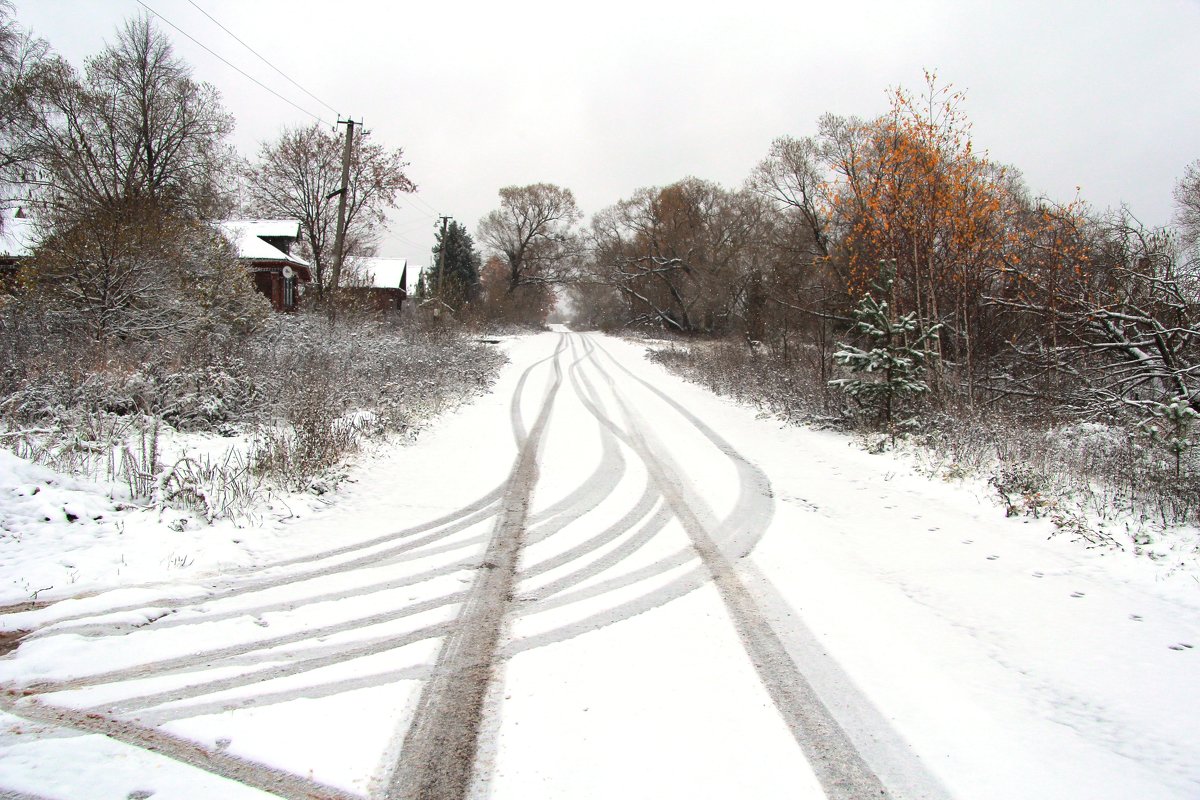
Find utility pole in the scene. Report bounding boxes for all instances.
[435,214,452,305]
[329,116,358,296]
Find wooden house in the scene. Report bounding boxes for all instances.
[220,219,313,312]
[344,256,411,312]
[0,208,35,293]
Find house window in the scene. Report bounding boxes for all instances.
[283,275,295,309]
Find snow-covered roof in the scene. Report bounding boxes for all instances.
[228,219,301,240]
[357,257,408,289]
[0,209,37,259]
[405,264,425,293]
[218,219,310,267]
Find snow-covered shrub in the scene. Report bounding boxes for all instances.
[4,411,160,502]
[1139,396,1199,479]
[649,329,1200,545]
[648,338,834,424]
[3,299,507,517]
[159,451,262,523]
[233,314,505,492]
[989,465,1054,518]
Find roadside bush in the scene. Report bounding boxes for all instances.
[1,303,507,517]
[647,338,833,424]
[648,332,1200,545]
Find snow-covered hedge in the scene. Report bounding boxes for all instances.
[0,306,507,517]
[648,336,1200,551]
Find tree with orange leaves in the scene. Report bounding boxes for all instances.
[824,73,1018,398]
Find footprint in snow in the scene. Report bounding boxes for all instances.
[1032,571,1045,578]
[1070,591,1086,598]
[1129,614,1143,622]
[962,539,974,545]
[1169,643,1194,651]
[987,555,1000,561]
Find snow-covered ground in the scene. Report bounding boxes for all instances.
[0,330,1197,799]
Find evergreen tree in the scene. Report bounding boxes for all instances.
[830,264,941,428]
[428,221,482,309]
[1140,395,1198,478]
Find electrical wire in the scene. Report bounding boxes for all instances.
[136,2,443,252]
[392,235,428,252]
[135,0,332,126]
[184,0,339,117]
[408,194,444,218]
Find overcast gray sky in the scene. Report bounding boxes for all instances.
[12,0,1200,265]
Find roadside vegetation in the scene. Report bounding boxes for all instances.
[557,77,1199,552]
[0,300,505,522]
[647,339,1197,556]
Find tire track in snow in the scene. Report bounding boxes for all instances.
[2,331,914,800]
[0,337,568,798]
[385,335,566,800]
[1,335,661,798]
[132,663,431,727]
[79,619,454,716]
[0,696,359,800]
[33,591,465,696]
[10,497,501,637]
[6,333,640,739]
[583,335,890,799]
[29,553,479,641]
[488,332,735,658]
[1,484,508,634]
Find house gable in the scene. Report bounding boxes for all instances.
[220,219,312,312]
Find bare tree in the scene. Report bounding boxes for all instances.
[33,200,266,342]
[746,133,844,371]
[10,14,271,344]
[243,122,415,296]
[477,183,582,293]
[1174,159,1200,260]
[0,2,52,216]
[988,208,1199,416]
[29,14,234,221]
[747,134,830,259]
[588,178,766,334]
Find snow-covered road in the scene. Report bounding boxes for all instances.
[1,330,1198,799]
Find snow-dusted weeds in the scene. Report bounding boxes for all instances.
[648,336,1200,574]
[0,319,508,609]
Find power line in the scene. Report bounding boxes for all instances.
[134,0,332,126]
[392,219,438,235]
[391,234,429,252]
[408,194,444,217]
[184,0,339,117]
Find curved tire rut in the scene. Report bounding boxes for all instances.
[0,332,930,800]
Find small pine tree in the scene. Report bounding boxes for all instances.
[830,264,941,429]
[1140,395,1198,478]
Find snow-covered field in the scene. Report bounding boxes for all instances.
[0,330,1197,799]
